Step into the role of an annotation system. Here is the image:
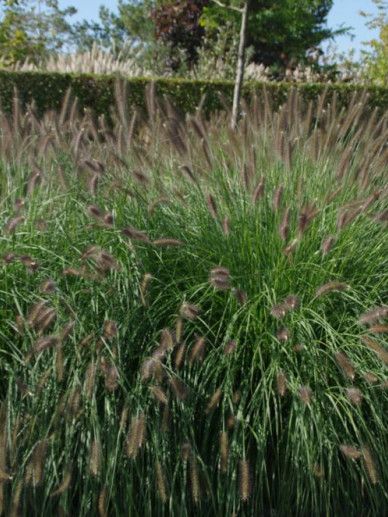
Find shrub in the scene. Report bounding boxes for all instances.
[0,70,388,119]
[0,87,387,515]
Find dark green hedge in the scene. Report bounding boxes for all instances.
[0,70,387,118]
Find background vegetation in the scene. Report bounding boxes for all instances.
[0,0,387,84]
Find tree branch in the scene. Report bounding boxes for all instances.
[210,0,243,13]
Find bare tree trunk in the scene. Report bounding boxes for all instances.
[231,0,249,130]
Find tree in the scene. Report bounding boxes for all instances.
[360,0,388,86]
[201,0,344,70]
[73,0,156,54]
[151,0,209,68]
[0,0,76,64]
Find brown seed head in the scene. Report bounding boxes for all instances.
[239,459,250,502]
[298,385,313,405]
[180,302,201,321]
[345,387,363,405]
[276,371,287,397]
[340,444,361,460]
[334,351,355,380]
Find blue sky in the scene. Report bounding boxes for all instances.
[59,1,384,58]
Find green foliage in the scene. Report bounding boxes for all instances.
[360,0,388,86]
[0,87,387,515]
[0,71,388,118]
[0,0,76,65]
[201,0,348,70]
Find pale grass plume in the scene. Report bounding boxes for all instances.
[276,370,287,397]
[279,207,291,241]
[239,459,250,502]
[361,336,388,365]
[273,185,284,211]
[141,357,163,382]
[190,336,206,364]
[233,288,248,305]
[84,360,98,399]
[55,344,64,382]
[220,431,229,473]
[340,444,361,460]
[252,178,265,203]
[169,377,189,401]
[126,413,146,459]
[189,454,201,504]
[28,439,48,487]
[298,385,313,405]
[98,486,108,517]
[180,302,201,321]
[175,318,184,344]
[206,194,218,220]
[362,371,379,384]
[276,327,290,341]
[140,273,153,306]
[181,442,191,462]
[358,305,388,326]
[103,320,118,340]
[368,324,388,334]
[5,215,25,234]
[345,387,363,405]
[209,267,231,290]
[224,339,237,355]
[50,468,72,497]
[159,328,174,352]
[9,480,22,517]
[205,387,222,413]
[315,281,349,298]
[174,343,186,369]
[90,438,102,477]
[152,237,183,247]
[321,235,336,256]
[122,226,150,242]
[334,351,355,380]
[222,217,230,236]
[33,335,59,354]
[150,386,168,405]
[361,446,378,485]
[155,460,169,503]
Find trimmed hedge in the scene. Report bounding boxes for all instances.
[0,70,387,118]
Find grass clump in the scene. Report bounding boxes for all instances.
[0,84,387,516]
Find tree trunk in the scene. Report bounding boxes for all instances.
[231,0,249,130]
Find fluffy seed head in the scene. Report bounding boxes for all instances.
[239,459,250,501]
[180,302,201,321]
[276,371,287,397]
[103,320,118,339]
[89,438,101,477]
[345,387,363,405]
[340,444,361,460]
[153,238,183,247]
[150,386,168,405]
[361,446,378,485]
[169,377,188,401]
[315,281,349,298]
[220,431,229,473]
[205,387,222,413]
[122,226,149,242]
[334,351,355,380]
[298,385,312,405]
[358,306,388,326]
[155,460,168,503]
[224,340,237,355]
[321,235,336,256]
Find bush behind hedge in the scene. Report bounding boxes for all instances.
[0,71,388,117]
